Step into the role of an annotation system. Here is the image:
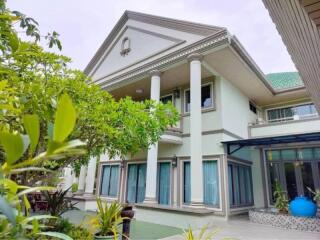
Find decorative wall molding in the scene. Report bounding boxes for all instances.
[99,30,229,91]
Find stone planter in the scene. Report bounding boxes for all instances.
[249,209,320,232]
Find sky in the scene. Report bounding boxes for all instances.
[7,0,297,74]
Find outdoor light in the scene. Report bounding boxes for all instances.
[173,88,180,98]
[172,155,178,167]
[135,88,144,94]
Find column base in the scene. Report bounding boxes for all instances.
[189,201,205,209]
[143,197,158,205]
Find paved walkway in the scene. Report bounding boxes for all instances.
[162,216,320,240]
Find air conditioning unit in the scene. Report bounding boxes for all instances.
[256,118,265,124]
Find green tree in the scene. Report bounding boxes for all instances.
[0,1,179,178]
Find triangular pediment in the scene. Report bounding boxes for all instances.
[85,11,225,80]
[92,26,184,79]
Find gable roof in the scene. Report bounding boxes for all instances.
[84,10,225,75]
[266,72,304,90]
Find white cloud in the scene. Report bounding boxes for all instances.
[7,0,296,73]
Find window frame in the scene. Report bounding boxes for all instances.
[228,161,254,208]
[184,82,214,113]
[265,102,318,123]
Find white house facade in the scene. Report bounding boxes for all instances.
[67,11,320,228]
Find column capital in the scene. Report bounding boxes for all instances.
[187,53,203,62]
[149,69,161,77]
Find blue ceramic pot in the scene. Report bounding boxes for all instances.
[289,196,317,217]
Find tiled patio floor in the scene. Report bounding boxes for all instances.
[162,215,320,240]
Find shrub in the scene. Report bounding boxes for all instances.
[72,183,78,193]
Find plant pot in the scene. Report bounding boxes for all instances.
[278,209,288,215]
[94,234,114,240]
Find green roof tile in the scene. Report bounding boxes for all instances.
[265,72,304,90]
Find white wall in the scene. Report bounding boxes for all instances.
[220,77,257,139]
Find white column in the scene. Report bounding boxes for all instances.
[77,165,87,193]
[63,166,73,191]
[188,53,204,207]
[144,70,161,204]
[84,156,97,196]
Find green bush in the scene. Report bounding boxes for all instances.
[54,218,94,240]
[72,183,78,193]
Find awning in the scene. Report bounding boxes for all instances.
[222,132,320,155]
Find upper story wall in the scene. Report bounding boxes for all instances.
[220,76,257,139]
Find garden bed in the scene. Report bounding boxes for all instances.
[249,209,320,232]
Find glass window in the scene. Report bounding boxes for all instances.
[185,84,213,112]
[201,85,212,108]
[158,162,171,205]
[249,102,257,114]
[267,103,318,123]
[100,165,119,197]
[228,163,253,207]
[203,161,219,206]
[314,148,320,159]
[266,150,281,161]
[284,163,298,201]
[126,164,146,203]
[183,162,191,204]
[281,149,296,161]
[297,148,313,160]
[160,95,173,104]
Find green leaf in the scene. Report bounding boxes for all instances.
[17,186,56,197]
[8,32,19,52]
[23,114,40,154]
[0,196,16,225]
[0,132,24,165]
[37,231,73,240]
[23,195,31,212]
[53,94,76,142]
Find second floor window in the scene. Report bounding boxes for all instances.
[267,103,318,123]
[185,83,213,112]
[160,94,173,104]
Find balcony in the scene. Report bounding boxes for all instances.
[160,127,183,144]
[249,117,320,138]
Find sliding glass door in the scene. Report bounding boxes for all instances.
[126,163,146,203]
[266,148,320,203]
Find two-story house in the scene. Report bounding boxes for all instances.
[69,11,320,228]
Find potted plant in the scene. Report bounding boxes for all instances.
[307,187,320,207]
[90,198,126,240]
[273,181,289,214]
